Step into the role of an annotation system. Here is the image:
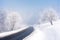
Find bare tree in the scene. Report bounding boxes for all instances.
[41,8,58,25]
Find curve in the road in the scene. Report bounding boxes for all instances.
[0,27,34,40]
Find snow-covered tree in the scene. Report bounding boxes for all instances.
[40,8,58,25]
[5,11,23,31]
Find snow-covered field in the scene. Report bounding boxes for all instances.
[23,19,60,40]
[23,27,47,40]
[0,19,60,40]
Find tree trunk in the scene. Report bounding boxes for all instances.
[50,20,53,25]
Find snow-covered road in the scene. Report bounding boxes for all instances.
[0,27,34,40]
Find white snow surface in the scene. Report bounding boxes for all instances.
[23,19,60,40]
[23,27,47,40]
[0,19,60,40]
[39,20,60,40]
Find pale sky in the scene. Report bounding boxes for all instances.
[0,0,59,25]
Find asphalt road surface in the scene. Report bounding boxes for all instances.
[0,27,34,40]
